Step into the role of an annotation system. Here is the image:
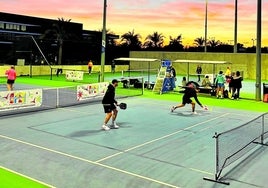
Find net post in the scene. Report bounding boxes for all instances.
[203,132,230,185]
[50,67,52,80]
[214,132,220,181]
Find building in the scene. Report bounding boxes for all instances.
[0,12,119,65]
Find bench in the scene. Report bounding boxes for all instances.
[178,85,216,96]
[198,86,216,96]
[119,77,141,88]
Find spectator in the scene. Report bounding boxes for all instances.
[111,60,116,74]
[228,72,235,94]
[215,70,225,99]
[182,77,187,87]
[170,66,176,89]
[225,66,231,79]
[196,65,202,82]
[201,75,211,87]
[232,71,243,100]
[88,60,93,74]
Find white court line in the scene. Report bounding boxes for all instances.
[0,165,56,188]
[96,113,229,163]
[0,135,180,188]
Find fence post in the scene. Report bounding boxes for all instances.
[142,77,144,95]
[56,88,59,108]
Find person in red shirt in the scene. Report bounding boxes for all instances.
[5,65,16,91]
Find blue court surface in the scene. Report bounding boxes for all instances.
[0,97,267,188]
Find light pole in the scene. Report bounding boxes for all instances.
[204,0,208,52]
[256,0,262,101]
[234,0,238,53]
[100,0,107,82]
[251,38,256,47]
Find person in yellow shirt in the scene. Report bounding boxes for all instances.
[88,60,93,74]
[225,67,231,79]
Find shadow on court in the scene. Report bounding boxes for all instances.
[0,97,267,188]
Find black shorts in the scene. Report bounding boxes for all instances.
[182,96,192,105]
[103,104,116,113]
[7,79,15,84]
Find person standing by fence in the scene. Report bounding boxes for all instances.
[111,60,116,74]
[170,65,176,89]
[232,71,243,100]
[5,65,16,91]
[196,65,202,82]
[88,60,93,75]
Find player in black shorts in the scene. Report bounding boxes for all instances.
[101,79,119,130]
[171,83,205,114]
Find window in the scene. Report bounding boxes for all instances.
[0,22,4,29]
[6,23,10,29]
[21,25,26,31]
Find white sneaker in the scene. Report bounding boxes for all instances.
[192,111,198,115]
[102,125,110,131]
[171,106,175,112]
[110,122,119,129]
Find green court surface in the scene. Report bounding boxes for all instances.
[0,73,268,188]
[0,167,52,188]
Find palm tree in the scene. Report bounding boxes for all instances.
[193,37,205,47]
[165,34,184,51]
[120,30,142,50]
[208,39,221,48]
[40,18,72,65]
[144,32,165,49]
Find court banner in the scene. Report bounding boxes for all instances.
[0,89,42,110]
[77,82,109,101]
[66,70,84,81]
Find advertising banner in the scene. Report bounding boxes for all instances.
[77,82,109,101]
[0,89,42,110]
[66,71,84,81]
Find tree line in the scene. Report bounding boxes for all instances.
[36,18,268,65]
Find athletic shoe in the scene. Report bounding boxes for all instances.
[102,125,110,131]
[192,111,198,115]
[110,122,119,129]
[217,95,219,99]
[170,106,175,112]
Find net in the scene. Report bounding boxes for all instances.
[204,112,268,184]
[217,115,264,171]
[0,78,144,117]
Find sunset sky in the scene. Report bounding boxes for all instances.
[1,0,268,47]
